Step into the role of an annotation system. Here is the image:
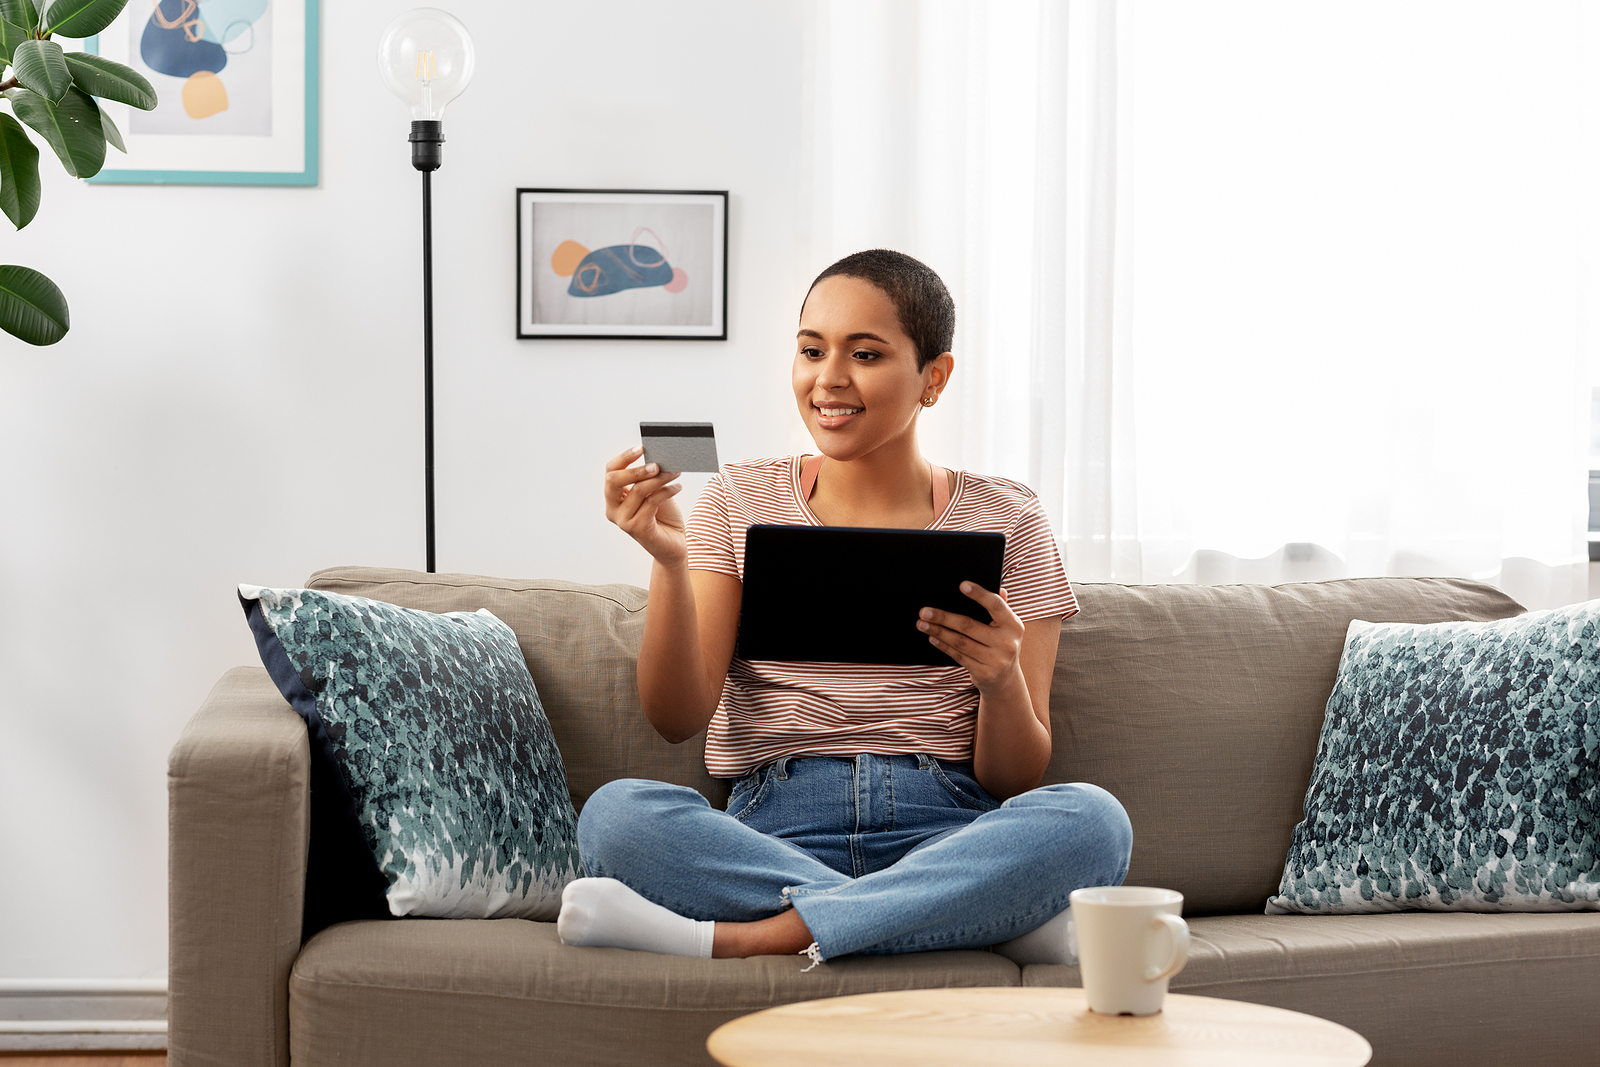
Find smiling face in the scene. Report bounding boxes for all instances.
[794,275,951,462]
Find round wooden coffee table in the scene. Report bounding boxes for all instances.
[707,987,1371,1067]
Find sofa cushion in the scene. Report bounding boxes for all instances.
[288,919,1019,1067]
[1048,579,1524,915]
[1023,911,1600,1066]
[1269,607,1600,915]
[305,567,729,813]
[240,585,582,921]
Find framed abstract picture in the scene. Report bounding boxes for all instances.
[516,189,728,340]
[83,0,319,186]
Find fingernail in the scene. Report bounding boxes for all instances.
[920,608,933,620]
[632,445,643,454]
[960,582,972,593]
[929,637,941,646]
[917,620,930,631]
[646,463,658,474]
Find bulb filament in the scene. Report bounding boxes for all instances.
[416,49,437,83]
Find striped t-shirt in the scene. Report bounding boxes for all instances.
[685,456,1078,778]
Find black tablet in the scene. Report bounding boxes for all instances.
[734,524,1005,667]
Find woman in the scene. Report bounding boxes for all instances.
[562,250,1131,965]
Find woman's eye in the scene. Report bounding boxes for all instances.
[853,349,880,361]
[801,347,823,359]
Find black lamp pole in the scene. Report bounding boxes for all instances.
[410,120,444,573]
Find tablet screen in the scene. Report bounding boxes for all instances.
[734,525,1006,666]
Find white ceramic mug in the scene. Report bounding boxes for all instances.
[1068,886,1190,1016]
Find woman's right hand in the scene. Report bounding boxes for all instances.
[605,446,687,565]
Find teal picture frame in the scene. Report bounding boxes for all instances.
[83,0,319,186]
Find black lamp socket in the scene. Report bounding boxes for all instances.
[409,120,444,172]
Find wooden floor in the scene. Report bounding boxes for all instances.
[0,1057,164,1066]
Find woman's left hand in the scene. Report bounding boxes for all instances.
[917,583,1026,691]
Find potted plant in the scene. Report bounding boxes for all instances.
[0,0,155,345]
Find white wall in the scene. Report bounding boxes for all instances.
[0,0,811,979]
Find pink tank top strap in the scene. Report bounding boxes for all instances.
[799,453,825,501]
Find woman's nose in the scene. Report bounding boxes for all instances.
[816,352,851,387]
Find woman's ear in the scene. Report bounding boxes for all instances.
[928,353,955,394]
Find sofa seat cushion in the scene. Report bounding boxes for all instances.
[1025,912,1600,1066]
[290,918,1020,1067]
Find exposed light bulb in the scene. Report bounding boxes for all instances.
[377,8,476,122]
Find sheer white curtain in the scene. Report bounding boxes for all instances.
[803,1,1595,607]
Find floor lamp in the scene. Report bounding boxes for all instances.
[377,8,476,573]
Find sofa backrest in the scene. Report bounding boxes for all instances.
[308,567,1524,917]
[1050,578,1523,915]
[305,567,730,813]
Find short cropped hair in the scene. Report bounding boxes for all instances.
[806,250,956,371]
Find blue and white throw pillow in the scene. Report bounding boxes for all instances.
[240,585,581,921]
[1268,603,1600,914]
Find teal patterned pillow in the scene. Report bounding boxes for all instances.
[1268,604,1600,914]
[239,585,581,920]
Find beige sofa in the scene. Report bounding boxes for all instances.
[168,567,1600,1067]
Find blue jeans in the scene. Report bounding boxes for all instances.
[577,754,1132,960]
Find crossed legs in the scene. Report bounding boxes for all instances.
[561,776,1131,961]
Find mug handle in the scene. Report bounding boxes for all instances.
[1143,913,1190,982]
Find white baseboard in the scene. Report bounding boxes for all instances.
[0,979,167,1051]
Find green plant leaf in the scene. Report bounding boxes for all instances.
[0,18,30,64]
[98,99,121,151]
[0,112,40,228]
[13,39,72,103]
[0,263,68,345]
[42,0,123,38]
[0,0,38,34]
[63,52,157,110]
[8,86,104,178]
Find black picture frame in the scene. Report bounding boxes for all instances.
[516,188,729,340]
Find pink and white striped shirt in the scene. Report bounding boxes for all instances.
[684,455,1077,778]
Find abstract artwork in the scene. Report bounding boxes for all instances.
[517,189,728,339]
[84,0,318,185]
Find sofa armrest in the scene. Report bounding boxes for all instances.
[169,666,309,1067]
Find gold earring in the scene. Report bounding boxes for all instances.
[921,396,936,408]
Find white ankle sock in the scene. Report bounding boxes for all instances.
[556,877,714,958]
[992,905,1076,966]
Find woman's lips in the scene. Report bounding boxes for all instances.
[813,403,863,430]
